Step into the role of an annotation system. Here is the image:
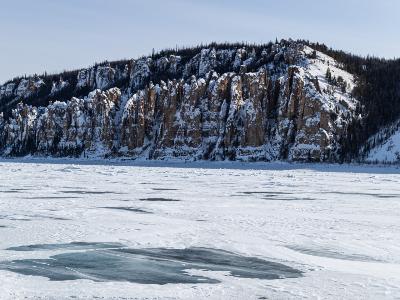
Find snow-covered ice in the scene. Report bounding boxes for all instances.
[0,159,400,299]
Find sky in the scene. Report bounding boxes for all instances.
[1,0,399,83]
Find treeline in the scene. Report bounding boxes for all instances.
[0,70,89,119]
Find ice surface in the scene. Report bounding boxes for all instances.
[0,159,400,299]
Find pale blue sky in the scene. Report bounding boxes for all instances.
[1,0,399,83]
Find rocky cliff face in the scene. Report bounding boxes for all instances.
[0,41,358,161]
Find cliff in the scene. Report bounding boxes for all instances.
[0,41,358,162]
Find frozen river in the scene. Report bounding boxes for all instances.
[0,159,400,299]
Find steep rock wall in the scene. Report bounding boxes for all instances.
[0,42,357,161]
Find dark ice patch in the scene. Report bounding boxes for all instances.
[60,191,124,195]
[261,196,316,201]
[101,207,152,214]
[39,216,70,221]
[7,242,124,252]
[241,191,293,195]
[2,245,302,284]
[286,245,380,262]
[27,196,82,199]
[139,198,180,202]
[235,191,315,201]
[325,191,400,199]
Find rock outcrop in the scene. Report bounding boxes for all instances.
[0,41,358,161]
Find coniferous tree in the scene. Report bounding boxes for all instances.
[325,67,332,82]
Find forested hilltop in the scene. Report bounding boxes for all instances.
[0,39,399,163]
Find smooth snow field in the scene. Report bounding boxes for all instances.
[1,160,400,299]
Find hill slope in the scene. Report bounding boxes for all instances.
[0,40,398,163]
